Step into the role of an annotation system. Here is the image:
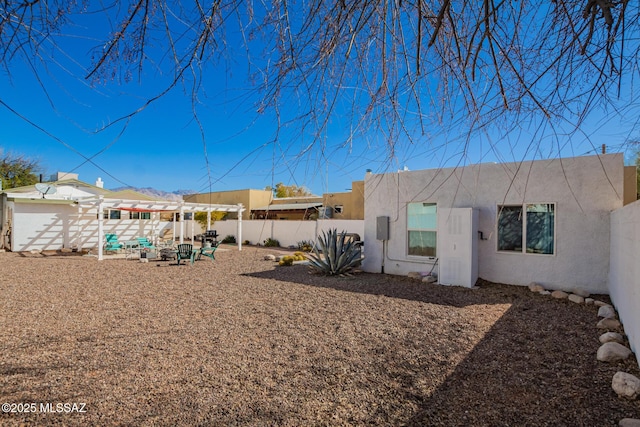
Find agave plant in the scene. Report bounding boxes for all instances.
[307,229,363,275]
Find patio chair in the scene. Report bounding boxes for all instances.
[176,243,195,266]
[104,233,123,253]
[136,237,156,250]
[196,242,219,262]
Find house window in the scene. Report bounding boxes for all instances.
[130,212,151,220]
[497,203,555,254]
[103,210,121,219]
[407,202,437,257]
[334,205,344,214]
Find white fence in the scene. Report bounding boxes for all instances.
[213,219,364,248]
[609,200,640,361]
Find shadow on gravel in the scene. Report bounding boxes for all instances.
[247,266,640,425]
[245,265,563,308]
[403,299,640,427]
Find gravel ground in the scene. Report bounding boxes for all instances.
[1,245,639,426]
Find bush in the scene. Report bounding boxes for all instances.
[243,240,251,245]
[264,238,280,247]
[279,255,294,266]
[221,235,236,244]
[297,240,313,252]
[307,229,363,276]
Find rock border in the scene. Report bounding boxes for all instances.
[525,282,640,425]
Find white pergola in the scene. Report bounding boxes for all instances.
[77,196,245,260]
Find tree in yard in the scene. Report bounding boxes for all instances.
[1,1,638,174]
[194,211,227,230]
[266,183,313,198]
[0,151,41,190]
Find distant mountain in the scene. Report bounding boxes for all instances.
[110,186,196,202]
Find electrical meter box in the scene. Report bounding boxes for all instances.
[376,216,389,240]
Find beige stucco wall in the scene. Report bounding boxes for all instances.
[184,189,272,220]
[322,180,364,220]
[363,154,625,294]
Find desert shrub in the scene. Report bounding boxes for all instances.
[221,235,236,244]
[297,240,313,252]
[279,255,294,266]
[264,238,280,247]
[243,240,251,245]
[293,252,307,261]
[307,229,363,276]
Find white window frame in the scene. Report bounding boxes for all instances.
[496,203,556,255]
[407,202,437,257]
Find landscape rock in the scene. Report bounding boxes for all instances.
[539,290,551,296]
[264,254,276,261]
[568,294,584,304]
[585,298,595,305]
[422,276,437,284]
[408,272,422,279]
[597,342,632,362]
[528,282,545,293]
[620,418,640,427]
[551,290,568,299]
[598,305,617,319]
[599,332,625,344]
[571,288,591,298]
[612,372,640,400]
[594,300,610,307]
[139,258,149,263]
[597,318,622,329]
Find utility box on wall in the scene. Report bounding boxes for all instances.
[437,208,478,288]
[376,216,389,240]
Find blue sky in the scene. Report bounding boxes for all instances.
[1,5,637,196]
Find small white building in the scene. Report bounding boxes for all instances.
[0,175,244,259]
[363,153,637,294]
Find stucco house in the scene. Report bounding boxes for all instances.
[0,174,244,259]
[363,153,637,294]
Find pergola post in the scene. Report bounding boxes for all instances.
[179,203,185,244]
[98,196,104,261]
[237,203,243,251]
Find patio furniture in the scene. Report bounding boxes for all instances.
[104,233,123,252]
[125,240,141,259]
[196,242,219,262]
[160,248,177,261]
[176,244,195,266]
[136,237,156,251]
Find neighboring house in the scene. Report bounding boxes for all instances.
[185,180,365,221]
[0,174,244,258]
[363,154,637,293]
[184,189,273,220]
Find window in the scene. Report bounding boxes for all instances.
[130,212,151,220]
[407,202,437,257]
[334,205,344,214]
[103,210,121,220]
[497,204,555,254]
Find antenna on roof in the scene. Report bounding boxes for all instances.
[35,183,57,199]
